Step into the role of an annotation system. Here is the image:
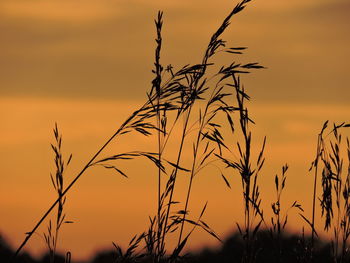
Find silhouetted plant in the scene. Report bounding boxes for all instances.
[11,1,350,263]
[43,124,73,263]
[270,164,303,262]
[137,1,265,262]
[309,121,350,262]
[13,33,182,261]
[216,69,265,263]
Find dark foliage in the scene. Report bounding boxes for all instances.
[0,232,337,263]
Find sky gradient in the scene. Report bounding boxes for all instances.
[1,0,350,261]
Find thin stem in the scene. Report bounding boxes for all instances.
[156,102,162,258]
[311,134,321,258]
[12,104,147,261]
[161,106,192,250]
[178,94,212,245]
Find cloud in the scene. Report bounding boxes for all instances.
[0,0,122,23]
[0,0,194,24]
[298,0,350,23]
[0,0,349,104]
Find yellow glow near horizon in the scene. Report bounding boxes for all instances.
[1,97,349,259]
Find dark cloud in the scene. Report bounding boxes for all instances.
[300,0,350,24]
[0,0,349,104]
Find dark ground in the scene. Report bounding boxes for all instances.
[0,231,339,263]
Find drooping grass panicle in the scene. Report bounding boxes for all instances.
[136,1,265,261]
[13,1,278,263]
[214,68,266,263]
[308,121,350,262]
[175,70,259,245]
[12,35,183,263]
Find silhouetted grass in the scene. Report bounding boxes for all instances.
[43,124,72,263]
[9,1,350,263]
[308,122,350,262]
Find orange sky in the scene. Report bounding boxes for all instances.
[1,0,350,261]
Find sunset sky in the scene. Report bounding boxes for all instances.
[1,0,350,261]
